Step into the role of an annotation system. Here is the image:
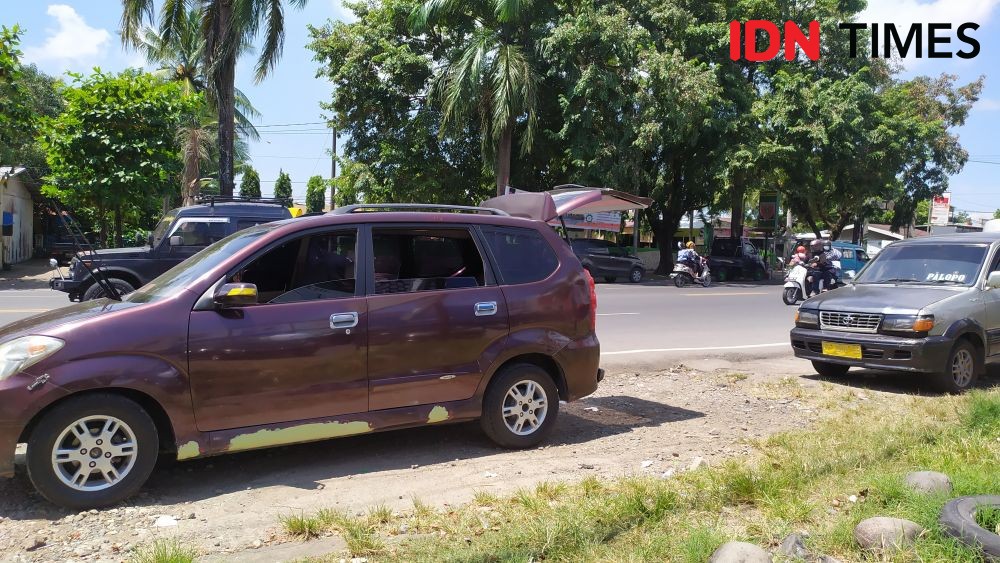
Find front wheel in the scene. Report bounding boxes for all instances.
[481,364,559,449]
[26,394,159,509]
[933,340,979,393]
[82,278,135,301]
[812,361,850,378]
[782,287,800,305]
[629,267,644,284]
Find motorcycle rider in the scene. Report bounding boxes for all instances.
[677,241,702,276]
[788,245,808,267]
[807,239,842,296]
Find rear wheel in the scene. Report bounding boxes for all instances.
[673,274,689,288]
[933,340,979,393]
[629,267,644,284]
[783,287,800,305]
[701,274,712,288]
[812,361,850,378]
[82,278,135,301]
[26,394,159,509]
[481,364,559,449]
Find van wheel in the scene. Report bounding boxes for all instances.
[481,364,559,449]
[934,341,979,393]
[812,361,850,378]
[629,267,644,283]
[26,394,158,509]
[82,278,135,301]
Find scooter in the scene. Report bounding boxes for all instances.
[672,258,711,288]
[782,260,849,305]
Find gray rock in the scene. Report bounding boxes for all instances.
[903,471,953,495]
[817,557,843,563]
[854,517,924,551]
[709,541,772,563]
[777,533,810,559]
[23,535,46,552]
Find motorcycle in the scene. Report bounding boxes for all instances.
[783,259,851,305]
[672,257,711,288]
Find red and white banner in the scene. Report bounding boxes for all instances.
[930,192,951,226]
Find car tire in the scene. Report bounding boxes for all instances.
[812,361,850,378]
[82,278,135,301]
[782,287,800,305]
[934,340,979,393]
[604,276,617,283]
[939,496,1000,559]
[26,394,159,509]
[629,267,644,284]
[480,363,559,449]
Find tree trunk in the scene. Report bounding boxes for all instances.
[113,206,123,248]
[97,199,108,248]
[181,137,201,207]
[654,224,675,275]
[730,172,745,239]
[214,0,237,198]
[495,119,514,197]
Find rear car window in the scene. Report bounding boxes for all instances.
[482,227,558,285]
[371,228,485,295]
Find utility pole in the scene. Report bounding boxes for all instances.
[329,123,337,210]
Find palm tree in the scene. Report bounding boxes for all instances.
[411,0,542,196]
[121,0,308,196]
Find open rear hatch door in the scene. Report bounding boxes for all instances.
[482,185,651,221]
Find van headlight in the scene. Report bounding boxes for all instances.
[0,336,64,381]
[795,309,819,328]
[883,314,934,333]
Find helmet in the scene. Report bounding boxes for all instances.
[686,241,695,249]
[795,245,807,254]
[810,239,824,250]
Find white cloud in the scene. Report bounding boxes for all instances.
[23,5,111,70]
[331,0,357,23]
[974,98,1000,111]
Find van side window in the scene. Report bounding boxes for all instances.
[482,227,558,285]
[842,249,854,260]
[231,230,358,303]
[371,228,485,295]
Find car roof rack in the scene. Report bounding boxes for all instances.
[329,204,509,216]
[195,195,290,207]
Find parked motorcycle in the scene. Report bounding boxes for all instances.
[783,260,852,305]
[672,258,711,288]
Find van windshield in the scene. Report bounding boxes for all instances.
[127,224,278,303]
[150,213,176,247]
[855,244,987,286]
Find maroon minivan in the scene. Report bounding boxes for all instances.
[0,190,644,508]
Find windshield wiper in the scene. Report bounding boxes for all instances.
[924,279,967,285]
[870,278,922,284]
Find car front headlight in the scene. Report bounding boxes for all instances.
[883,314,934,333]
[795,309,819,328]
[0,336,65,381]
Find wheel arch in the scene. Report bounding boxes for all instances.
[18,388,177,455]
[483,353,567,402]
[83,269,143,293]
[944,319,988,372]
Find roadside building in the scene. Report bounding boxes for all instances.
[0,166,40,267]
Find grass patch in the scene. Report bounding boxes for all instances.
[284,389,999,562]
[977,506,1000,535]
[129,540,196,563]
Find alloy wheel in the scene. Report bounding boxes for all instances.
[51,416,138,492]
[502,380,549,436]
[951,348,975,388]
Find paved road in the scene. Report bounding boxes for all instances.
[0,281,794,366]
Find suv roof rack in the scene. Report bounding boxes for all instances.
[329,204,509,216]
[195,195,290,207]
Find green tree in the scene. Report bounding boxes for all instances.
[410,0,549,196]
[305,175,326,212]
[239,167,262,198]
[994,208,1000,220]
[121,0,308,197]
[274,169,293,206]
[39,70,196,246]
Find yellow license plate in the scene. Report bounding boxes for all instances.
[822,342,862,359]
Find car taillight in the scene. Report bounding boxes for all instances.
[583,269,597,331]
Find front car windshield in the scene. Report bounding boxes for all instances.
[127,223,279,303]
[855,243,988,286]
[150,213,176,247]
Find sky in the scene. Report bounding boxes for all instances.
[5,0,1000,215]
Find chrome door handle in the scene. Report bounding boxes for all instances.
[330,312,359,329]
[475,302,498,317]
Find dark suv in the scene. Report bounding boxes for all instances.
[0,197,603,508]
[50,201,292,301]
[570,239,645,283]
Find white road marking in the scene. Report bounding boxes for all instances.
[0,309,49,313]
[596,313,640,317]
[682,292,769,297]
[601,342,787,356]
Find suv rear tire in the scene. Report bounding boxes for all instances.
[934,340,979,394]
[82,278,135,301]
[481,363,559,449]
[26,394,159,509]
[812,361,850,378]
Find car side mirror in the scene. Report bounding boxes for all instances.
[988,271,1000,290]
[213,283,258,308]
[169,235,183,247]
[844,270,856,280]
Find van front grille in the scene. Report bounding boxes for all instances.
[820,311,882,333]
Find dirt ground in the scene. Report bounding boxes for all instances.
[0,259,66,291]
[0,354,979,562]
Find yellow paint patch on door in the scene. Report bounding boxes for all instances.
[427,406,450,424]
[228,420,372,452]
[176,441,201,461]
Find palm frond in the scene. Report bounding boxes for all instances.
[492,43,538,151]
[120,0,156,47]
[438,29,495,133]
[159,0,190,44]
[253,0,286,82]
[409,0,461,32]
[494,0,531,23]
